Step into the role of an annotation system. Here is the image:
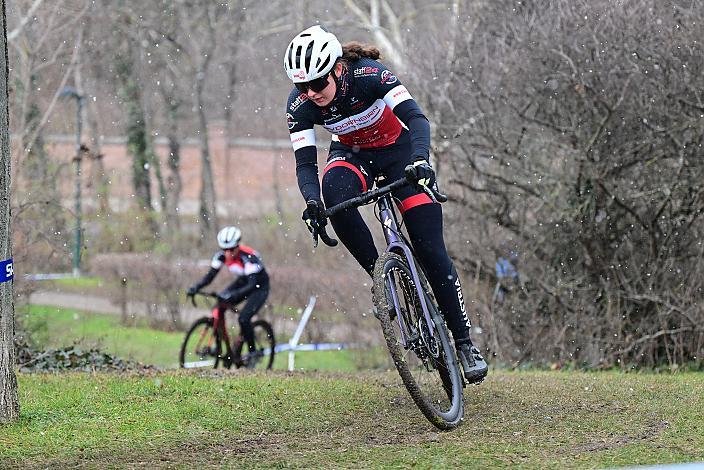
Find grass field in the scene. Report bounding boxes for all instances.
[1,370,702,468]
[20,304,360,371]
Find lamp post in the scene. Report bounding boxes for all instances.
[59,86,84,277]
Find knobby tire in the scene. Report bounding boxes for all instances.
[234,319,276,370]
[179,317,224,369]
[373,252,464,430]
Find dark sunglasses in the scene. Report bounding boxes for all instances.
[295,72,330,93]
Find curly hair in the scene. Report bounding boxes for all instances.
[341,41,382,62]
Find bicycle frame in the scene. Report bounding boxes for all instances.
[375,194,436,347]
[211,306,234,355]
[191,292,242,360]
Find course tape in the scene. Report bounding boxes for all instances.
[0,258,12,283]
[23,272,74,281]
[275,342,350,353]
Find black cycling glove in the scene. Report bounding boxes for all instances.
[404,157,436,192]
[302,199,326,236]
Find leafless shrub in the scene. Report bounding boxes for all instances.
[438,0,704,368]
[89,253,192,330]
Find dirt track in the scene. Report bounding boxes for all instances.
[28,290,209,324]
[26,290,377,345]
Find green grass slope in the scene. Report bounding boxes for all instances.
[21,305,359,371]
[1,370,702,468]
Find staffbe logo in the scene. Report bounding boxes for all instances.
[354,66,379,77]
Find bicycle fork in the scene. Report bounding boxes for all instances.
[377,196,436,349]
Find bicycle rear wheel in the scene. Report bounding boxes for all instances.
[373,252,464,430]
[179,317,224,369]
[234,320,276,370]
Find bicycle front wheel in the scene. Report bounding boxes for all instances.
[179,317,224,369]
[373,252,464,430]
[235,320,276,370]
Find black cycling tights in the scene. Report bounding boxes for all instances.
[322,163,472,346]
[221,286,269,353]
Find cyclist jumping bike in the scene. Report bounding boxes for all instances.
[182,226,274,369]
[283,25,488,419]
[327,176,465,428]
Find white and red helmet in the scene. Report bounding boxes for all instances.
[284,25,342,83]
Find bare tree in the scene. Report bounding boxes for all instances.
[438,0,704,367]
[170,0,227,242]
[342,0,408,73]
[1,0,20,423]
[6,0,90,277]
[116,46,154,215]
[220,4,247,178]
[156,63,183,234]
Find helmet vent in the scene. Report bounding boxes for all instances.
[287,45,294,69]
[318,55,330,72]
[317,41,329,67]
[304,41,314,71]
[294,45,303,68]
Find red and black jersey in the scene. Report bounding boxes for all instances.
[285,58,431,203]
[286,58,414,151]
[210,245,265,277]
[191,245,269,300]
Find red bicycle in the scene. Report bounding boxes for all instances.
[179,291,276,370]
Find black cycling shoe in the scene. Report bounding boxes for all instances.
[457,343,488,384]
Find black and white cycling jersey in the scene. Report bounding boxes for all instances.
[286,57,430,203]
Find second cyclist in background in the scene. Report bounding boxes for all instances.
[187,226,270,358]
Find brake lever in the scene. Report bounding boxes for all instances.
[422,185,439,204]
[311,227,319,249]
[422,184,449,203]
[319,227,338,247]
[311,224,338,248]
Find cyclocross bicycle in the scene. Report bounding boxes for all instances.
[179,291,276,370]
[316,178,465,430]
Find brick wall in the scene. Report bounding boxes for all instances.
[40,122,323,218]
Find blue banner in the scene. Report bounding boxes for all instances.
[1,258,13,283]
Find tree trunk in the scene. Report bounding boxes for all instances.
[195,67,216,241]
[0,0,20,422]
[223,60,235,179]
[86,89,110,215]
[164,101,181,233]
[223,9,245,179]
[116,48,153,214]
[343,0,407,74]
[125,86,152,212]
[82,2,110,215]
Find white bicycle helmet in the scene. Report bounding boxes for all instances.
[284,25,342,83]
[217,226,241,249]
